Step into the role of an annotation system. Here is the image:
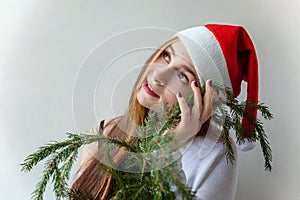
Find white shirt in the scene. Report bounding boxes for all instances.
[179,121,238,200]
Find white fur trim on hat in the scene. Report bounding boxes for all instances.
[174,27,232,89]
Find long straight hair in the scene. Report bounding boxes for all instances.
[71,37,209,199]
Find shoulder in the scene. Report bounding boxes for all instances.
[79,119,114,171]
[91,118,120,137]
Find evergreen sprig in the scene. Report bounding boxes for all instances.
[209,84,273,171]
[20,133,106,199]
[21,83,273,199]
[21,110,193,199]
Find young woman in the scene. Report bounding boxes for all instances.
[72,24,259,200]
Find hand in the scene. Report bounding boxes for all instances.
[172,79,215,144]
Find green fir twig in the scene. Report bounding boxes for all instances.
[21,83,273,199]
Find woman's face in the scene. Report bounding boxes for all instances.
[137,40,198,110]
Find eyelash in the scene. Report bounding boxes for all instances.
[161,50,190,85]
[162,50,171,63]
[177,72,189,84]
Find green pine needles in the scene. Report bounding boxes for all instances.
[21,84,273,200]
[210,84,273,170]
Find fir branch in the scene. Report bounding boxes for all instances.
[212,83,273,171]
[257,102,274,120]
[31,154,60,200]
[54,147,79,198]
[222,117,235,164]
[22,83,274,199]
[68,188,94,200]
[107,138,136,152]
[254,121,273,171]
[155,142,193,200]
[20,139,79,173]
[132,184,146,200]
[33,144,80,199]
[22,133,105,200]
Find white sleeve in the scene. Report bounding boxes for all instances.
[181,139,238,200]
[180,120,239,200]
[193,151,238,200]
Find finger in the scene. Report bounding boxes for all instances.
[176,91,199,138]
[191,81,202,118]
[176,92,190,121]
[211,88,220,102]
[202,80,214,120]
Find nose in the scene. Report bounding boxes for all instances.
[151,65,173,86]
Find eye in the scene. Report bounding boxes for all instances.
[177,72,189,85]
[162,50,171,63]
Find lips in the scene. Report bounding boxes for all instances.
[143,83,160,98]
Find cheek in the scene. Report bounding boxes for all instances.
[167,84,193,98]
[161,93,178,107]
[137,88,148,106]
[137,87,160,110]
[161,85,193,107]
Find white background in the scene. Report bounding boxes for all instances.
[1,0,299,199]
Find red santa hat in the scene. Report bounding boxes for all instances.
[174,24,259,138]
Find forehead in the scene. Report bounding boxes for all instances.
[170,41,192,61]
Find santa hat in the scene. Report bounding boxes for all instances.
[174,24,259,142]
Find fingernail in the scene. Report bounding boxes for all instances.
[208,80,213,87]
[194,81,198,87]
[178,92,182,97]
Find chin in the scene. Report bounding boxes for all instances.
[137,94,159,112]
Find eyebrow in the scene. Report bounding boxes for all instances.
[177,65,197,80]
[167,44,198,79]
[169,44,175,54]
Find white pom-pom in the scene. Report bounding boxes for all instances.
[238,140,256,152]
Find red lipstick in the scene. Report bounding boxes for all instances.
[143,83,160,98]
